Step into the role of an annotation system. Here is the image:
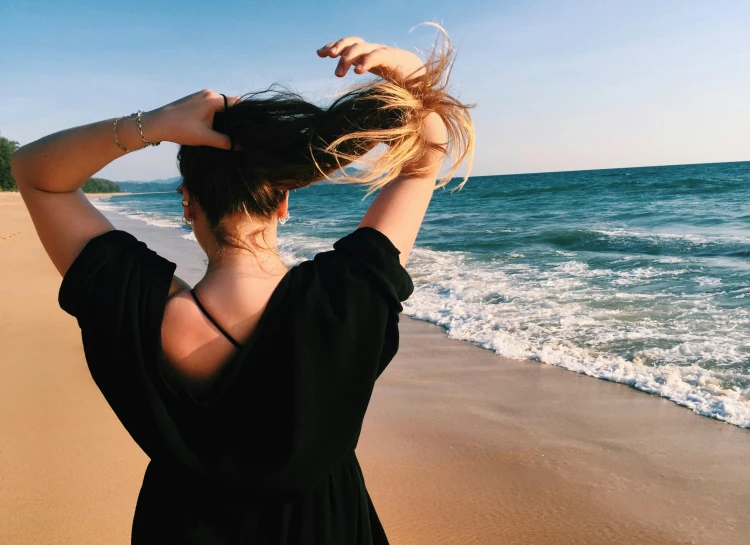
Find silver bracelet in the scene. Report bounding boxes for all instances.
[135,110,160,147]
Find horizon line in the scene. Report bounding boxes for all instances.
[113,158,750,184]
[467,158,750,180]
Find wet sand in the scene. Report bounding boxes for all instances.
[84,192,131,197]
[1,191,748,544]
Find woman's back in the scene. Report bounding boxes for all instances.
[59,227,412,543]
[160,263,292,397]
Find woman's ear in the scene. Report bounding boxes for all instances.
[180,186,193,221]
[279,191,290,218]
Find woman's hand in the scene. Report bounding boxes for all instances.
[143,90,240,150]
[317,37,425,81]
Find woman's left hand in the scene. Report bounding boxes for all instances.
[317,36,425,81]
[142,89,240,149]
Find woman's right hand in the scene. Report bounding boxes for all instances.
[316,37,426,81]
[143,90,241,150]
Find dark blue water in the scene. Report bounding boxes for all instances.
[97,161,750,427]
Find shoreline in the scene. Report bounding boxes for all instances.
[1,191,749,544]
[0,191,143,198]
[86,192,156,197]
[85,192,130,197]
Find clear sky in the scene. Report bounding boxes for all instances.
[1,0,748,181]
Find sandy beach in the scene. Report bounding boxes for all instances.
[1,190,749,544]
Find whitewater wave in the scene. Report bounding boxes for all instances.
[399,245,750,427]
[93,199,186,232]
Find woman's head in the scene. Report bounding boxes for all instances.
[177,24,474,261]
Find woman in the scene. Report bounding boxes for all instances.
[11,25,474,544]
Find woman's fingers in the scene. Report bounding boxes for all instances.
[354,48,388,74]
[200,91,236,149]
[316,37,392,77]
[317,36,364,58]
[203,128,233,151]
[335,42,380,77]
[316,42,336,57]
[213,94,241,149]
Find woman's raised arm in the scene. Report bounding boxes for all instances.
[357,112,447,266]
[10,90,236,276]
[317,30,472,266]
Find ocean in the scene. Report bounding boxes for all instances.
[94,161,750,428]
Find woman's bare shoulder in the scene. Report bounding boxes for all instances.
[160,284,236,393]
[168,275,192,298]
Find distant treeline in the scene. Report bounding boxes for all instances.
[82,177,122,193]
[117,179,182,193]
[0,136,19,191]
[0,135,121,193]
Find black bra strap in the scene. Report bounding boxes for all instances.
[190,289,242,349]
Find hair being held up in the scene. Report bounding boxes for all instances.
[177,22,475,239]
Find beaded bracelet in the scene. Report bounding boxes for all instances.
[135,110,160,147]
[113,111,160,154]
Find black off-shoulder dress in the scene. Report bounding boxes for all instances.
[58,226,414,544]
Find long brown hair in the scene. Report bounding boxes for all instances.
[177,23,475,253]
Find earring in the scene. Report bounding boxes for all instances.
[181,199,192,225]
[279,213,289,225]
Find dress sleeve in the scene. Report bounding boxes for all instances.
[59,229,177,332]
[57,229,180,458]
[331,226,414,310]
[307,227,414,385]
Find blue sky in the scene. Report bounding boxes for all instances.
[1,0,748,181]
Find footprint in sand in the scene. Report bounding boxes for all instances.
[0,230,21,240]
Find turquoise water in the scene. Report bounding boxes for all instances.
[96,161,750,427]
